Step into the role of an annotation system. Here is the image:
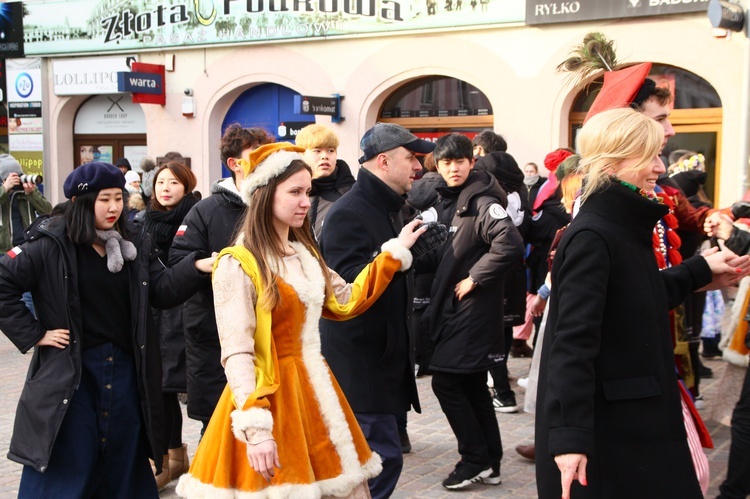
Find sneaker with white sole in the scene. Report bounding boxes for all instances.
[441,461,492,490]
[518,377,529,389]
[480,462,502,485]
[493,393,518,413]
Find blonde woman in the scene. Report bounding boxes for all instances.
[535,108,749,499]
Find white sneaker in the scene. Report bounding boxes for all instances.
[518,377,528,389]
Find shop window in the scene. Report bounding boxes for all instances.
[381,76,492,119]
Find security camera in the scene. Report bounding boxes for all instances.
[184,88,193,96]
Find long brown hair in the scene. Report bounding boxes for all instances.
[239,159,333,310]
[150,161,197,211]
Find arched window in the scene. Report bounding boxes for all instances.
[378,76,493,139]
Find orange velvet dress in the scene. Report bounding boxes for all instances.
[177,240,411,498]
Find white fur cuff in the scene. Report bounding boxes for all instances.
[380,239,413,272]
[231,407,274,444]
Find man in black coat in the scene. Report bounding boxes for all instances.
[428,134,524,489]
[319,123,434,499]
[169,125,273,433]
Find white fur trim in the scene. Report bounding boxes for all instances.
[231,407,273,444]
[723,349,750,368]
[241,150,303,205]
[380,238,413,272]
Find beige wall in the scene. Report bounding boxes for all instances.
[43,13,745,206]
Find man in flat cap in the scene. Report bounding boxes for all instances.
[319,123,435,498]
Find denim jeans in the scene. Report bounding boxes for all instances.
[19,343,157,499]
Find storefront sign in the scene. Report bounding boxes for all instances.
[276,121,313,141]
[23,0,525,56]
[526,0,709,25]
[7,59,43,119]
[0,2,25,59]
[74,94,147,134]
[53,56,136,96]
[9,133,43,152]
[297,94,343,122]
[129,63,166,105]
[118,71,164,95]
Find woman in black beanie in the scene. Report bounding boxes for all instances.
[0,162,214,498]
[141,161,200,489]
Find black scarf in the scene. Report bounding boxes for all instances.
[144,194,199,252]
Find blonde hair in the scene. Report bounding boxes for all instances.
[577,108,663,203]
[295,124,339,150]
[558,155,583,214]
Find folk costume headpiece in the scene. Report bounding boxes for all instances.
[238,142,305,204]
[559,32,659,124]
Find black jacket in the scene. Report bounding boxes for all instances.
[310,159,355,240]
[169,178,246,421]
[527,191,570,292]
[319,168,420,415]
[535,182,711,499]
[428,171,524,373]
[0,216,205,473]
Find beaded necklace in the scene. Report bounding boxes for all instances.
[613,177,682,269]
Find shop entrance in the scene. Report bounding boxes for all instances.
[73,95,147,170]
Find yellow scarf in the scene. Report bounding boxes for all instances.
[213,245,278,411]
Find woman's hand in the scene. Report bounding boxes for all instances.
[531,294,547,317]
[37,329,70,349]
[195,252,218,274]
[397,219,429,249]
[699,246,750,290]
[554,453,588,499]
[246,439,281,482]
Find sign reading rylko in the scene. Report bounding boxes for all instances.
[526,0,709,24]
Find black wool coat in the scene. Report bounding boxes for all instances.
[319,168,420,415]
[169,179,245,421]
[0,216,206,473]
[535,182,711,499]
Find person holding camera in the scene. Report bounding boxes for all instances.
[0,154,51,315]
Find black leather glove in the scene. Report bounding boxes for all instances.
[732,201,750,220]
[410,221,448,260]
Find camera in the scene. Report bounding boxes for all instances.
[9,174,43,192]
[20,174,43,185]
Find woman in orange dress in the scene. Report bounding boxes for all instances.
[176,142,426,498]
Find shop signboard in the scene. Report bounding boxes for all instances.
[0,2,25,59]
[53,56,136,96]
[6,59,43,119]
[526,0,710,25]
[22,0,526,56]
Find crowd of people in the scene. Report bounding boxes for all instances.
[1,31,750,499]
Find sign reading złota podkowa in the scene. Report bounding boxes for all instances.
[22,0,525,56]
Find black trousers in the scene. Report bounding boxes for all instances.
[490,326,514,399]
[432,370,503,467]
[718,366,750,499]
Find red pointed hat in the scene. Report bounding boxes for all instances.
[584,62,652,123]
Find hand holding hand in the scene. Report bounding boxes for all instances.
[397,219,428,250]
[699,246,750,290]
[37,329,70,349]
[554,453,588,499]
[704,213,734,240]
[246,439,281,482]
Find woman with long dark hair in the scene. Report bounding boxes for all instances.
[0,162,214,498]
[141,161,199,488]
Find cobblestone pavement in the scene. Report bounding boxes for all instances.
[0,334,733,497]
